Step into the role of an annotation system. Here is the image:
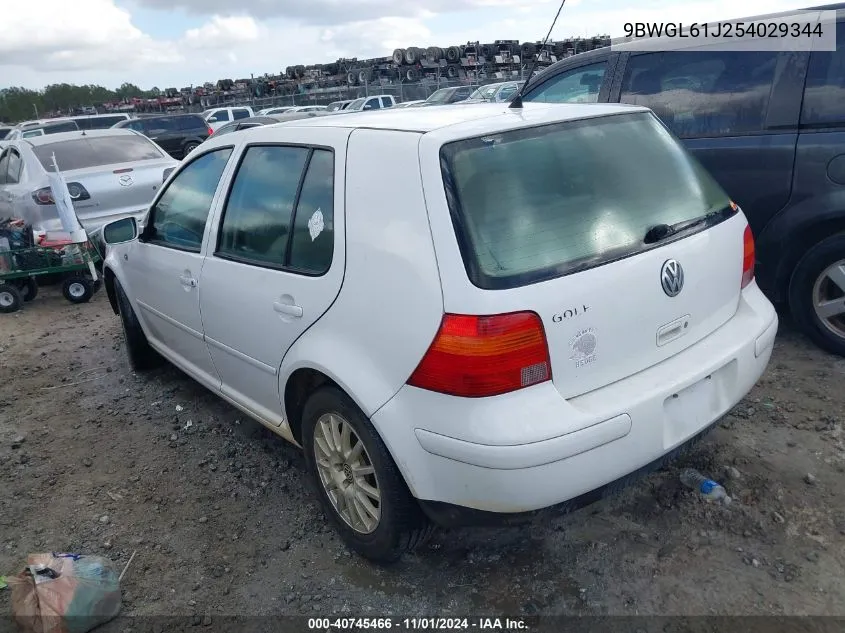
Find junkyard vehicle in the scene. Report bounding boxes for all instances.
[0,129,178,244]
[326,100,353,112]
[207,112,332,141]
[521,4,845,356]
[418,86,473,106]
[113,114,211,160]
[101,102,777,562]
[340,95,397,112]
[462,81,524,104]
[202,106,255,132]
[6,120,80,141]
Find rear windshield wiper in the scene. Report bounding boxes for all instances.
[643,206,732,245]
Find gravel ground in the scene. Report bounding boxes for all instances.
[1,286,844,622]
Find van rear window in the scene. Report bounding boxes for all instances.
[440,111,732,290]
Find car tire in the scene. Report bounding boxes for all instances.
[0,283,23,313]
[115,279,163,371]
[301,386,434,563]
[62,276,94,304]
[788,233,845,356]
[18,277,38,302]
[183,142,199,157]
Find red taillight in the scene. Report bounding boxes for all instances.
[742,224,755,288]
[32,183,90,205]
[208,128,214,136]
[407,311,552,398]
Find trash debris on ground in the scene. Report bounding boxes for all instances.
[680,468,732,505]
[0,576,7,590]
[8,553,122,633]
[175,405,184,412]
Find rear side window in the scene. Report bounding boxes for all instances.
[6,150,22,184]
[178,116,206,131]
[0,129,11,140]
[217,146,310,266]
[288,149,335,274]
[233,109,251,120]
[620,50,778,138]
[32,135,164,171]
[440,112,731,289]
[216,146,334,274]
[381,97,393,107]
[525,62,607,104]
[801,20,845,127]
[148,118,180,134]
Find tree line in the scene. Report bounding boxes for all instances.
[0,83,159,123]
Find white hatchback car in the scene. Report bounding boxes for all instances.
[100,102,778,562]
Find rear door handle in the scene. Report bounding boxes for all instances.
[179,275,197,288]
[273,302,303,318]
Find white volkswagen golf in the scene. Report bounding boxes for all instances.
[100,102,778,562]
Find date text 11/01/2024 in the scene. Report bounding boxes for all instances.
[307,618,529,631]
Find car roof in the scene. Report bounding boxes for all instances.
[22,127,142,146]
[214,102,648,139]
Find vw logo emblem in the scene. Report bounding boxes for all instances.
[118,174,134,187]
[660,259,684,297]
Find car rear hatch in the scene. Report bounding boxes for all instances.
[420,110,751,400]
[30,134,175,230]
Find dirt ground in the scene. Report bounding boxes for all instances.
[1,285,844,622]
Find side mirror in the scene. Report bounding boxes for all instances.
[102,217,138,245]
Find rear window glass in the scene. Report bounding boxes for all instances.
[33,135,164,171]
[440,111,731,289]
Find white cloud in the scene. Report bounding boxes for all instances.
[184,15,260,49]
[0,0,181,72]
[0,0,814,89]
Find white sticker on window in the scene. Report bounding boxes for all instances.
[308,208,324,241]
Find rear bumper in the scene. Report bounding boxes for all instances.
[370,281,777,522]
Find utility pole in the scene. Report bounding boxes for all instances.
[33,103,39,118]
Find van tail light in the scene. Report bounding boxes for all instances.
[741,224,755,288]
[407,312,552,398]
[31,183,90,205]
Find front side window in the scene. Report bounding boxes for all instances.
[32,135,164,171]
[364,98,381,110]
[620,50,778,138]
[801,20,845,126]
[148,148,233,251]
[440,112,731,289]
[525,62,607,104]
[217,146,309,266]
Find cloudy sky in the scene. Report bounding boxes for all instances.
[1,0,809,90]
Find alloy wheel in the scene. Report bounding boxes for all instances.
[812,259,845,340]
[313,412,381,534]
